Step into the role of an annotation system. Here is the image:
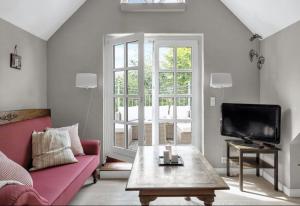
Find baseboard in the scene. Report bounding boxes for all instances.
[261,170,300,197]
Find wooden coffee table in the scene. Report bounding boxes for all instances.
[126,146,229,206]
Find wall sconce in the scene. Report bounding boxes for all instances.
[249,49,265,70]
[249,34,265,70]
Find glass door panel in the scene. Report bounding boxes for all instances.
[111,33,144,156]
[156,43,193,146]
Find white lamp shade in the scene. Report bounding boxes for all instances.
[76,73,98,89]
[210,73,232,88]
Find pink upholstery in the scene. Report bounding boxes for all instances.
[0,117,52,169]
[0,116,100,205]
[31,155,99,205]
[81,140,100,155]
[0,185,49,206]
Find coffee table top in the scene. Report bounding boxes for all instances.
[126,146,229,191]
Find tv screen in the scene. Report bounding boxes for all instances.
[221,103,281,144]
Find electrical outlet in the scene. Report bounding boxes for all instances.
[221,157,227,164]
[210,97,216,107]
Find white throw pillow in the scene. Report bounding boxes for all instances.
[30,130,78,171]
[47,124,84,156]
[0,151,33,186]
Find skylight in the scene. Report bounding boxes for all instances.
[121,0,186,12]
[125,0,185,3]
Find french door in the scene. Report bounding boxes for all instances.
[153,41,195,146]
[104,34,202,161]
[104,33,144,160]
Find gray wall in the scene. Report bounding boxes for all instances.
[0,19,47,111]
[261,20,300,189]
[47,0,260,166]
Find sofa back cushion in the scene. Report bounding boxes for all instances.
[0,116,52,170]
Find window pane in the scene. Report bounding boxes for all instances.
[128,98,139,122]
[144,123,152,146]
[127,0,183,3]
[127,42,139,67]
[115,123,125,148]
[128,70,138,95]
[114,71,124,94]
[176,97,191,120]
[177,122,191,144]
[177,47,192,70]
[128,124,138,151]
[114,97,125,121]
[159,47,174,70]
[159,97,174,119]
[159,122,174,144]
[144,41,153,121]
[176,72,191,94]
[114,44,125,69]
[159,72,174,94]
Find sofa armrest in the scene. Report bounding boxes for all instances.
[81,140,100,155]
[0,184,49,206]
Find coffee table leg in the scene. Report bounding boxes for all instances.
[239,151,244,191]
[197,195,214,206]
[139,195,156,206]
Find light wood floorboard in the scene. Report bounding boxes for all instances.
[70,175,300,205]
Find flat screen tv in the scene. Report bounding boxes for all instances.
[221,103,281,144]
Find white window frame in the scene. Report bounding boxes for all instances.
[120,0,186,12]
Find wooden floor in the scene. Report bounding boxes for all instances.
[70,175,300,205]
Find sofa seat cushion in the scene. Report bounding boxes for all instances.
[30,155,98,204]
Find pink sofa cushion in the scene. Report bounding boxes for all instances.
[0,116,52,169]
[0,184,49,206]
[30,155,98,204]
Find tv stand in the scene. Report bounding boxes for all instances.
[225,140,280,191]
[241,136,254,144]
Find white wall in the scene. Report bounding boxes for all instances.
[261,20,300,191]
[47,0,260,166]
[0,18,47,111]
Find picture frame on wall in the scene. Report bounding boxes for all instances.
[10,53,22,70]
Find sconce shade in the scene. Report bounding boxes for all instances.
[76,73,98,89]
[210,73,232,88]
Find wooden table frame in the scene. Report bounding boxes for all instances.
[226,140,280,191]
[126,146,229,206]
[138,189,215,206]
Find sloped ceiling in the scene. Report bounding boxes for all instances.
[0,0,86,40]
[221,0,300,39]
[1,0,300,40]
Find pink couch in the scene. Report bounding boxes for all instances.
[0,115,100,205]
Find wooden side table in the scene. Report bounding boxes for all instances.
[226,140,280,191]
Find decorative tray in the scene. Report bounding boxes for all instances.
[158,155,184,166]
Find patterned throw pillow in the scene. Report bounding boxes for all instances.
[0,151,33,186]
[30,130,78,171]
[47,124,84,156]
